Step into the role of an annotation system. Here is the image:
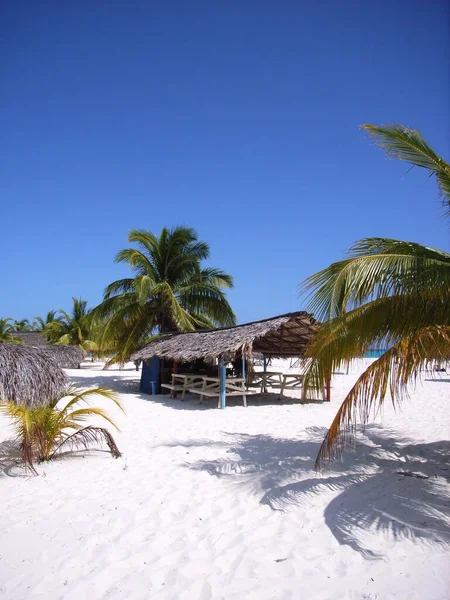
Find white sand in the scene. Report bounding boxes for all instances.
[0,360,449,600]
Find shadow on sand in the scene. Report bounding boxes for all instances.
[161,426,450,558]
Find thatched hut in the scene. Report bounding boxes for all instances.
[39,345,84,369]
[132,311,318,364]
[10,333,84,368]
[132,311,322,401]
[10,331,47,346]
[0,343,68,407]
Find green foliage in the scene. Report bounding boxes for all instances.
[46,298,97,352]
[362,124,450,216]
[0,385,123,472]
[0,318,24,344]
[13,319,31,332]
[34,310,63,332]
[300,124,450,468]
[94,226,236,363]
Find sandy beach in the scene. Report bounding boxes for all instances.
[0,359,449,600]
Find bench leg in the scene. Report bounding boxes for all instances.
[243,395,247,408]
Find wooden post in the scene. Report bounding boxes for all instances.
[172,360,178,398]
[219,359,226,409]
[241,355,246,381]
[263,355,267,393]
[325,372,331,402]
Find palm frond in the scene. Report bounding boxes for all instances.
[316,326,450,468]
[50,426,121,459]
[301,238,450,321]
[362,123,450,212]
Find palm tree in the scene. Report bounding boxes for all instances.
[46,298,97,352]
[0,318,24,344]
[94,226,236,361]
[34,310,62,331]
[300,124,450,468]
[0,385,123,472]
[13,319,31,332]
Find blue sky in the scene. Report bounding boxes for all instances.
[1,1,449,324]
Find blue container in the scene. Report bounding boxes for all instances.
[140,357,160,394]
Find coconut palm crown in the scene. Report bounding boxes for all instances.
[46,298,97,353]
[300,124,450,468]
[94,226,236,361]
[0,319,24,344]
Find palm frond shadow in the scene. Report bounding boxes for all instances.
[182,427,450,558]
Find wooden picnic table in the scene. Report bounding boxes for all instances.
[189,376,256,407]
[160,373,204,399]
[247,371,283,393]
[248,371,326,401]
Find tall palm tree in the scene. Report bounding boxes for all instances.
[46,298,97,353]
[94,226,236,361]
[0,318,24,344]
[300,124,450,468]
[13,319,31,332]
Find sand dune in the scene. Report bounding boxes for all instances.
[0,360,449,599]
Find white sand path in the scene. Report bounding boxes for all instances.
[0,360,449,599]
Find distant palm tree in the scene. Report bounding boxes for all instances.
[13,319,31,332]
[94,226,236,361]
[300,124,450,468]
[34,310,62,331]
[0,318,24,344]
[46,298,97,353]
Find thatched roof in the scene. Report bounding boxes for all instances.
[131,311,318,363]
[11,331,47,346]
[10,333,84,368]
[0,344,68,407]
[39,345,84,368]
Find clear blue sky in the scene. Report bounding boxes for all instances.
[1,1,449,324]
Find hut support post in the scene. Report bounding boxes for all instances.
[263,355,267,393]
[173,360,178,398]
[241,355,246,381]
[219,359,226,409]
[325,372,331,402]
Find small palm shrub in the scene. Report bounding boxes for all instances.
[1,386,123,473]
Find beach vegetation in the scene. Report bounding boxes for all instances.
[46,297,98,352]
[300,124,450,467]
[0,385,123,473]
[0,318,24,344]
[93,226,236,363]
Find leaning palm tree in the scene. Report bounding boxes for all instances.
[300,124,450,468]
[46,298,97,353]
[0,318,24,344]
[94,226,236,362]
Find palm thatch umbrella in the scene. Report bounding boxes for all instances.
[0,343,68,407]
[39,345,84,368]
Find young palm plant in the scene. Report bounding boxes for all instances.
[0,318,24,344]
[94,226,236,362]
[300,124,450,468]
[1,385,123,473]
